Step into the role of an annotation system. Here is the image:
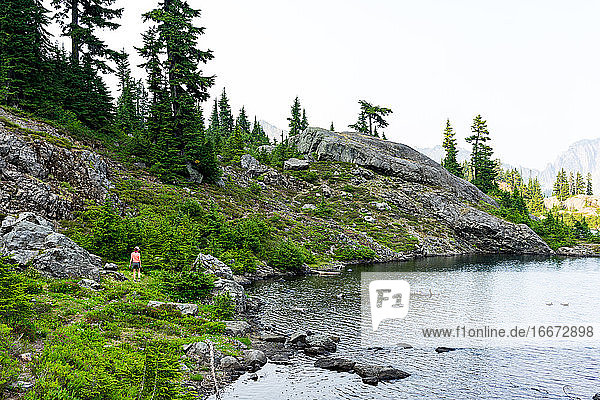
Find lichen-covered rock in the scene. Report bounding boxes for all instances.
[283,158,309,171]
[290,128,553,256]
[0,212,102,279]
[224,320,252,337]
[0,109,114,219]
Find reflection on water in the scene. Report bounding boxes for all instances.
[218,256,600,400]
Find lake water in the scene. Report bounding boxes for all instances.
[218,256,600,399]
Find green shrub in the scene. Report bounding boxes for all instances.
[334,245,376,261]
[220,249,257,274]
[160,270,214,302]
[0,258,33,334]
[211,293,234,321]
[266,240,307,272]
[28,325,193,400]
[48,280,83,296]
[0,324,18,393]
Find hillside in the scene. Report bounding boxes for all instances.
[0,109,552,269]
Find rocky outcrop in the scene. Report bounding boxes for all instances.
[556,244,600,257]
[1,212,102,278]
[0,108,113,220]
[290,128,494,205]
[147,301,199,316]
[290,128,553,255]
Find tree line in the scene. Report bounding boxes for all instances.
[552,169,593,201]
[1,0,315,184]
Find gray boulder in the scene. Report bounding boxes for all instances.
[220,356,243,370]
[283,158,309,171]
[240,154,267,176]
[104,262,119,271]
[79,279,102,291]
[353,363,410,381]
[147,301,199,316]
[305,334,337,353]
[243,349,267,371]
[213,278,246,313]
[289,331,308,345]
[224,320,252,337]
[0,212,102,279]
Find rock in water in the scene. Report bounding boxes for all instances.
[0,212,102,279]
[435,347,456,353]
[314,357,355,372]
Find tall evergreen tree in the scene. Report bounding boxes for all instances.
[250,117,269,146]
[330,122,334,131]
[114,50,140,134]
[0,0,49,109]
[441,119,463,178]
[236,106,251,139]
[466,115,496,193]
[218,88,234,139]
[552,169,570,201]
[568,172,575,196]
[139,0,218,182]
[300,109,309,131]
[575,172,585,195]
[586,173,594,196]
[207,98,220,149]
[349,111,369,134]
[51,0,122,70]
[288,97,303,136]
[354,100,393,136]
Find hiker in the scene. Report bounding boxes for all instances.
[130,246,142,282]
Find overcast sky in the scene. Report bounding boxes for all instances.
[46,0,600,170]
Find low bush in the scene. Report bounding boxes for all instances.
[334,245,376,261]
[28,325,193,400]
[210,293,235,321]
[266,240,307,272]
[0,324,19,394]
[48,280,83,296]
[159,270,214,302]
[0,258,33,335]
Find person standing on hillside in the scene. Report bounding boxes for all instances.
[129,246,142,283]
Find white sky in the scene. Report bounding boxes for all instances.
[45,0,600,170]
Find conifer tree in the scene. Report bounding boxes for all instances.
[441,119,463,178]
[0,0,49,109]
[349,111,369,134]
[236,106,251,139]
[288,97,303,136]
[139,0,218,182]
[466,115,496,193]
[330,122,334,131]
[250,117,269,146]
[575,172,585,195]
[51,0,122,70]
[223,124,245,162]
[587,173,594,195]
[114,51,139,134]
[218,88,234,138]
[207,99,220,149]
[568,172,575,196]
[300,109,309,131]
[354,100,393,136]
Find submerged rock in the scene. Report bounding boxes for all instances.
[314,357,355,372]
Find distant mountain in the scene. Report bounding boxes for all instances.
[417,138,600,195]
[259,120,287,143]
